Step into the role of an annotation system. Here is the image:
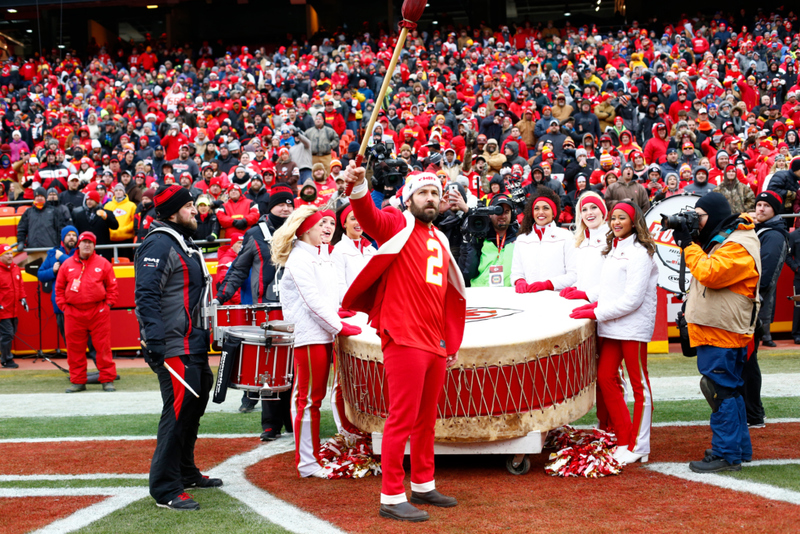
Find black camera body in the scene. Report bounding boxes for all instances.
[370,142,408,198]
[660,208,700,238]
[466,205,503,235]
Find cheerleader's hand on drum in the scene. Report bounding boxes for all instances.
[528,281,554,293]
[570,302,598,320]
[446,353,459,367]
[560,287,588,300]
[338,308,356,318]
[339,322,362,336]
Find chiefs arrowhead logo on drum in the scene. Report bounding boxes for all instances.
[465,307,522,323]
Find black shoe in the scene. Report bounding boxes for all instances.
[748,421,766,429]
[65,383,86,393]
[187,475,223,488]
[156,492,200,510]
[704,449,751,463]
[238,402,255,413]
[260,428,280,441]
[410,489,458,508]
[762,339,777,347]
[1,360,19,368]
[379,502,430,522]
[690,457,742,473]
[102,382,116,392]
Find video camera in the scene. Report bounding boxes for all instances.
[369,142,408,198]
[660,208,700,238]
[466,205,504,235]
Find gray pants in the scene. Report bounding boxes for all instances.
[0,318,18,363]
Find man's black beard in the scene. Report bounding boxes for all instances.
[408,199,437,224]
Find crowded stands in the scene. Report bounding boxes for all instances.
[1,8,799,255]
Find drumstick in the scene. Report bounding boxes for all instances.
[163,361,200,398]
[344,0,425,196]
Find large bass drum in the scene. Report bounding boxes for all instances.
[337,288,597,442]
[644,192,700,294]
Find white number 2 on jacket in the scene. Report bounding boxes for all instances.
[426,239,443,286]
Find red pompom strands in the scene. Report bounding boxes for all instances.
[543,426,623,478]
[399,0,426,30]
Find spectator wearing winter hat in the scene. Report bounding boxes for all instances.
[134,188,157,241]
[72,189,119,260]
[193,195,221,254]
[16,187,67,262]
[0,244,28,368]
[714,164,756,214]
[105,182,138,259]
[217,184,259,242]
[752,190,788,352]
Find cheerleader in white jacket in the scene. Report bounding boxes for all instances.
[331,204,376,295]
[511,186,577,293]
[570,200,659,466]
[272,206,361,478]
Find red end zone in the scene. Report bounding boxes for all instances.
[0,496,107,534]
[246,424,800,534]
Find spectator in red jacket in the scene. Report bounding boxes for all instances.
[0,244,28,369]
[54,231,118,392]
[217,184,259,241]
[643,123,669,165]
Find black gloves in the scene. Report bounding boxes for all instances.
[672,220,693,249]
[16,243,23,252]
[144,341,166,366]
[205,234,216,243]
[233,219,247,230]
[21,298,28,312]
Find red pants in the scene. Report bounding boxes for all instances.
[595,338,627,431]
[291,343,332,477]
[64,303,115,384]
[380,342,445,504]
[597,338,653,454]
[330,344,359,435]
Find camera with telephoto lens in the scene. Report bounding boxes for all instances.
[466,205,503,235]
[369,142,408,198]
[660,208,700,238]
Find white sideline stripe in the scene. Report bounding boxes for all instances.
[206,439,347,534]
[31,490,149,534]
[0,487,146,497]
[646,462,800,506]
[574,418,800,430]
[0,433,259,444]
[0,474,147,481]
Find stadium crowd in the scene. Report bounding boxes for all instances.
[1,9,800,348]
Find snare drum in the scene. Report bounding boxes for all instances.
[225,325,295,394]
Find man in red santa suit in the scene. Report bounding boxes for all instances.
[342,163,467,522]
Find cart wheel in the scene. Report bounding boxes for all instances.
[506,455,531,475]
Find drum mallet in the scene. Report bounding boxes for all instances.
[163,361,200,398]
[344,0,426,196]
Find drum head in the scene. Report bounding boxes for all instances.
[645,193,699,294]
[225,326,266,343]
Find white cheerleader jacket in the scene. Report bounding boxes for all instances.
[587,234,659,343]
[331,236,376,298]
[280,240,343,347]
[511,222,577,290]
[575,227,607,293]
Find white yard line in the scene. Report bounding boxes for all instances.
[31,491,150,534]
[0,473,147,481]
[207,440,347,534]
[646,461,800,506]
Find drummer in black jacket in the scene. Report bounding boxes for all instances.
[213,184,295,441]
[134,185,219,511]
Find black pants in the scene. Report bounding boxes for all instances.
[741,344,765,426]
[56,313,96,359]
[240,385,293,433]
[0,318,17,363]
[792,280,800,339]
[149,353,213,504]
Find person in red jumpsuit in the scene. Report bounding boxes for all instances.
[55,231,118,392]
[342,164,467,522]
[0,244,28,368]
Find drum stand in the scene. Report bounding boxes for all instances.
[370,431,546,475]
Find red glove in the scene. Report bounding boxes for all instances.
[338,308,356,318]
[528,280,554,293]
[339,322,362,336]
[570,302,599,320]
[560,287,589,300]
[514,279,530,293]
